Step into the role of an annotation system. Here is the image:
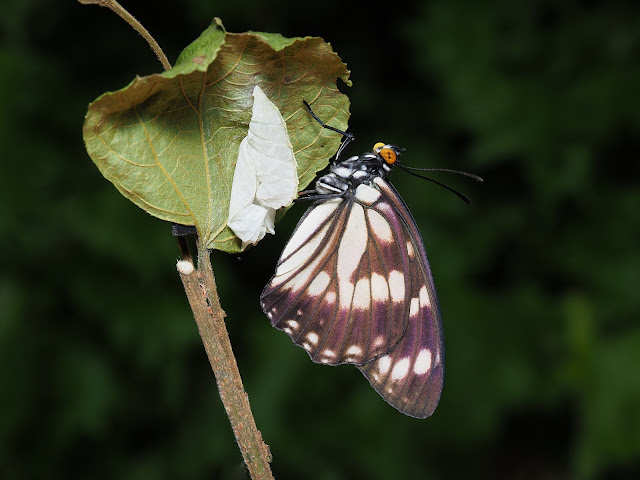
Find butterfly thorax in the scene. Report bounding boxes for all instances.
[314,144,403,197]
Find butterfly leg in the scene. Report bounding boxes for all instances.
[303,100,355,160]
[295,191,345,202]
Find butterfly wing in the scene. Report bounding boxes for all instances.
[261,177,444,418]
[260,182,415,366]
[357,177,444,418]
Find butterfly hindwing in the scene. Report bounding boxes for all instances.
[357,178,444,418]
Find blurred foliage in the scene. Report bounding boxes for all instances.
[1,0,639,479]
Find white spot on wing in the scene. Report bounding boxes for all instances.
[373,177,386,188]
[346,345,362,356]
[406,240,415,258]
[308,271,331,296]
[286,320,299,330]
[388,270,405,303]
[414,349,432,375]
[391,357,411,381]
[367,209,393,243]
[409,297,420,318]
[337,205,368,284]
[371,273,389,302]
[307,332,319,345]
[352,278,371,310]
[378,356,392,375]
[354,184,381,205]
[419,285,430,307]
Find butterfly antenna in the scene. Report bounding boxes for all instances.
[303,100,354,160]
[400,165,484,183]
[397,165,478,205]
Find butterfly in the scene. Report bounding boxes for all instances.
[260,101,481,418]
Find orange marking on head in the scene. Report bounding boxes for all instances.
[379,147,397,164]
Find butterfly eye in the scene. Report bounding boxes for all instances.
[379,147,397,165]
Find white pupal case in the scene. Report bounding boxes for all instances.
[227,85,298,248]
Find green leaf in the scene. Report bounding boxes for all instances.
[83,19,351,253]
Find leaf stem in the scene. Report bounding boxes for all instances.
[78,0,172,71]
[177,239,273,480]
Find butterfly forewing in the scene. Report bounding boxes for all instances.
[261,182,413,366]
[357,178,444,418]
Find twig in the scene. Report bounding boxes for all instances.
[80,1,273,475]
[176,239,273,479]
[78,0,172,71]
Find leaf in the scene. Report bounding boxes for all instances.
[83,18,351,253]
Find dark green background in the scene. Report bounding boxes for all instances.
[2,1,639,478]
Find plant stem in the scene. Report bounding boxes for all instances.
[78,0,172,71]
[177,239,273,480]
[82,2,272,475]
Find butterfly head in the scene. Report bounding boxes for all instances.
[373,143,405,167]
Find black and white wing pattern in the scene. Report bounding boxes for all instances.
[260,142,445,417]
[357,178,444,419]
[260,181,412,366]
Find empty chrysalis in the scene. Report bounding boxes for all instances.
[227,86,299,248]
